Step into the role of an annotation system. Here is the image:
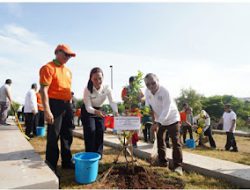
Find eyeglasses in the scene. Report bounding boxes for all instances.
[59,50,72,58]
[146,81,156,87]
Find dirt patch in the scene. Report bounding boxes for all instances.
[102,165,185,189]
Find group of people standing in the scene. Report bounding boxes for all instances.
[178,103,238,152]
[0,43,239,178]
[36,43,184,175]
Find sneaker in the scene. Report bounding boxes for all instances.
[62,162,75,169]
[174,166,183,176]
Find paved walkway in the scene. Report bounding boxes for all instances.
[0,123,58,189]
[73,127,250,188]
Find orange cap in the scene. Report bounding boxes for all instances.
[55,44,76,57]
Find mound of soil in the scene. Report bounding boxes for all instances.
[103,165,185,189]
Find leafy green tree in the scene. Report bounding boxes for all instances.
[176,88,203,115]
[123,70,144,111]
[8,101,20,116]
[201,95,224,121]
[76,99,83,109]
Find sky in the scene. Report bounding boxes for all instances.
[1,2,250,104]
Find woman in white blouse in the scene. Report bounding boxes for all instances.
[81,67,118,157]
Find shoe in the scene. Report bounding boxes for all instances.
[62,162,75,169]
[133,144,137,148]
[230,148,238,152]
[174,166,183,176]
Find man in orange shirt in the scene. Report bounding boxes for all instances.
[39,44,76,173]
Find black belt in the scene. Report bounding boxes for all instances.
[49,98,70,103]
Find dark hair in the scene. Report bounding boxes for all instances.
[5,79,12,84]
[129,76,135,83]
[31,83,37,89]
[87,67,103,93]
[182,103,188,108]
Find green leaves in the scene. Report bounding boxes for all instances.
[123,71,144,111]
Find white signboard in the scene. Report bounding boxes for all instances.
[114,116,141,131]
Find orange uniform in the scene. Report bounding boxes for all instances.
[180,111,187,125]
[36,92,44,111]
[39,61,72,101]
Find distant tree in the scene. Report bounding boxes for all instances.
[201,95,224,121]
[176,88,203,115]
[8,101,20,116]
[76,99,83,109]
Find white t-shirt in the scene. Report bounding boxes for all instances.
[223,111,237,132]
[145,85,180,126]
[83,84,118,114]
[0,84,11,102]
[24,89,38,113]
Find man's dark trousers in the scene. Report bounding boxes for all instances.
[45,99,73,170]
[157,122,183,168]
[225,132,237,150]
[25,113,36,136]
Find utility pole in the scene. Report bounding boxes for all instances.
[110,65,113,89]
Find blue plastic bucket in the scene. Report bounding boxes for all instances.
[73,152,101,184]
[36,126,46,136]
[185,139,196,148]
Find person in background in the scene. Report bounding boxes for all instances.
[121,76,144,148]
[0,79,13,125]
[183,107,194,143]
[75,108,81,126]
[144,73,183,175]
[36,89,44,127]
[40,44,76,173]
[17,104,25,122]
[81,67,118,157]
[70,91,77,129]
[218,104,238,152]
[24,83,38,137]
[179,103,189,144]
[141,106,153,143]
[194,110,216,148]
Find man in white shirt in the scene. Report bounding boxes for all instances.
[193,110,216,148]
[218,104,238,152]
[0,79,12,125]
[24,83,38,137]
[144,73,183,175]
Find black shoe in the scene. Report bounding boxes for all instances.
[62,162,75,169]
[230,148,238,152]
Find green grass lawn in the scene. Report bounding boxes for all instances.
[182,133,250,165]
